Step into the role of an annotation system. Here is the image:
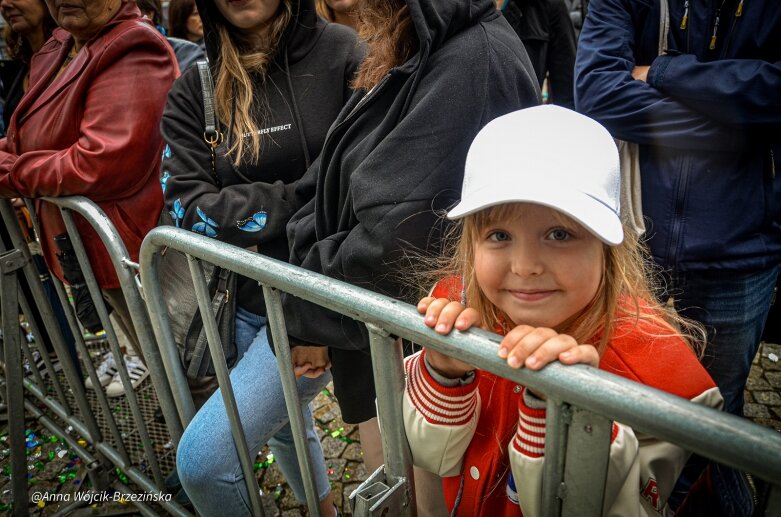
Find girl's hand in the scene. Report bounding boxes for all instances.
[417,297,477,379]
[417,296,481,334]
[498,326,599,370]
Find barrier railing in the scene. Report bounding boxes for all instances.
[0,197,188,516]
[140,225,781,517]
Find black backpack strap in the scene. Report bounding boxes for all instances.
[196,60,224,186]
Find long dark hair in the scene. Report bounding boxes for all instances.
[3,1,57,63]
[168,0,197,40]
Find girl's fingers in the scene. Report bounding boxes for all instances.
[417,296,436,314]
[500,327,598,370]
[420,298,469,334]
[523,333,580,370]
[558,345,599,368]
[453,308,480,331]
[499,326,550,366]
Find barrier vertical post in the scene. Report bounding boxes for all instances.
[263,286,323,516]
[542,399,570,517]
[560,409,611,517]
[0,248,32,516]
[188,256,265,517]
[365,324,415,516]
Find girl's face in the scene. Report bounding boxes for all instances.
[214,0,280,33]
[473,203,604,330]
[0,0,46,35]
[186,5,203,41]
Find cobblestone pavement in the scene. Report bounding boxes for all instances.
[2,341,780,516]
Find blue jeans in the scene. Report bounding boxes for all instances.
[664,265,778,516]
[665,266,779,416]
[177,307,332,515]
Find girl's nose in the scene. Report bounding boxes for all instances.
[510,243,544,277]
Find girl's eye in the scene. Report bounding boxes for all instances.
[547,228,571,241]
[489,231,510,242]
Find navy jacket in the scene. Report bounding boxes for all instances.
[575,0,781,271]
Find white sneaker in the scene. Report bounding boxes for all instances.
[84,352,118,390]
[24,350,62,379]
[105,356,149,397]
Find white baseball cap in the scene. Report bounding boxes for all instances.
[448,105,623,245]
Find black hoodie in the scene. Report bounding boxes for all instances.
[160,0,364,314]
[283,0,541,422]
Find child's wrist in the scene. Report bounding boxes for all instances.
[424,351,474,381]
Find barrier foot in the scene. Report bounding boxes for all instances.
[349,465,409,517]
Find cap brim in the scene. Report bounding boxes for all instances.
[447,184,624,245]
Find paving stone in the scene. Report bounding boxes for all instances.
[261,493,282,516]
[749,418,781,433]
[746,372,771,390]
[327,458,347,481]
[753,391,781,406]
[766,371,781,388]
[743,403,771,419]
[321,436,348,458]
[263,463,286,487]
[282,509,304,517]
[773,407,781,420]
[744,391,754,404]
[353,461,369,482]
[314,405,339,425]
[342,443,364,462]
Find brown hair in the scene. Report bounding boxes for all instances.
[436,203,705,354]
[136,0,164,26]
[213,0,293,165]
[168,0,197,40]
[3,3,57,63]
[315,0,336,21]
[352,0,417,91]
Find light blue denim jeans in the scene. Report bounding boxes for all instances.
[176,306,332,515]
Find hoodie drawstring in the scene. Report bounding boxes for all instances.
[284,49,312,169]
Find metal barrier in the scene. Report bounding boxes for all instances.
[0,197,188,516]
[140,225,781,517]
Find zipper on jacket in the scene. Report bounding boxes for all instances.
[666,154,691,267]
[318,72,394,162]
[772,150,776,178]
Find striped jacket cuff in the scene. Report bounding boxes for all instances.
[404,351,479,426]
[513,388,547,458]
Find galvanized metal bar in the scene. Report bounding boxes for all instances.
[59,209,143,468]
[0,200,94,433]
[188,256,265,517]
[47,267,129,459]
[560,409,611,517]
[16,286,70,407]
[366,325,415,516]
[49,196,182,442]
[0,249,31,516]
[263,286,323,516]
[542,399,569,517]
[141,227,781,488]
[136,246,196,436]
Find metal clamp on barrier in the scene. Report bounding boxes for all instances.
[0,249,29,274]
[349,465,409,516]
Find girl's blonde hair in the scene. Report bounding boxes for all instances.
[213,0,293,165]
[440,203,705,354]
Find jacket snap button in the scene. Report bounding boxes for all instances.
[470,466,479,480]
[513,385,521,394]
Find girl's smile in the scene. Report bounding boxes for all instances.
[474,203,604,330]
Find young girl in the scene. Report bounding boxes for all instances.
[404,105,723,516]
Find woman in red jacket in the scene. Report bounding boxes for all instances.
[0,0,178,393]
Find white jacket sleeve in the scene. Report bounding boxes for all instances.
[402,351,480,477]
[509,386,724,517]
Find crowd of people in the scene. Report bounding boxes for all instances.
[0,0,778,516]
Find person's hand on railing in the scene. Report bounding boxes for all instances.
[418,296,599,378]
[417,296,480,379]
[291,345,331,379]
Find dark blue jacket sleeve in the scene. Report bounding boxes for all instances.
[648,54,781,128]
[574,0,746,151]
